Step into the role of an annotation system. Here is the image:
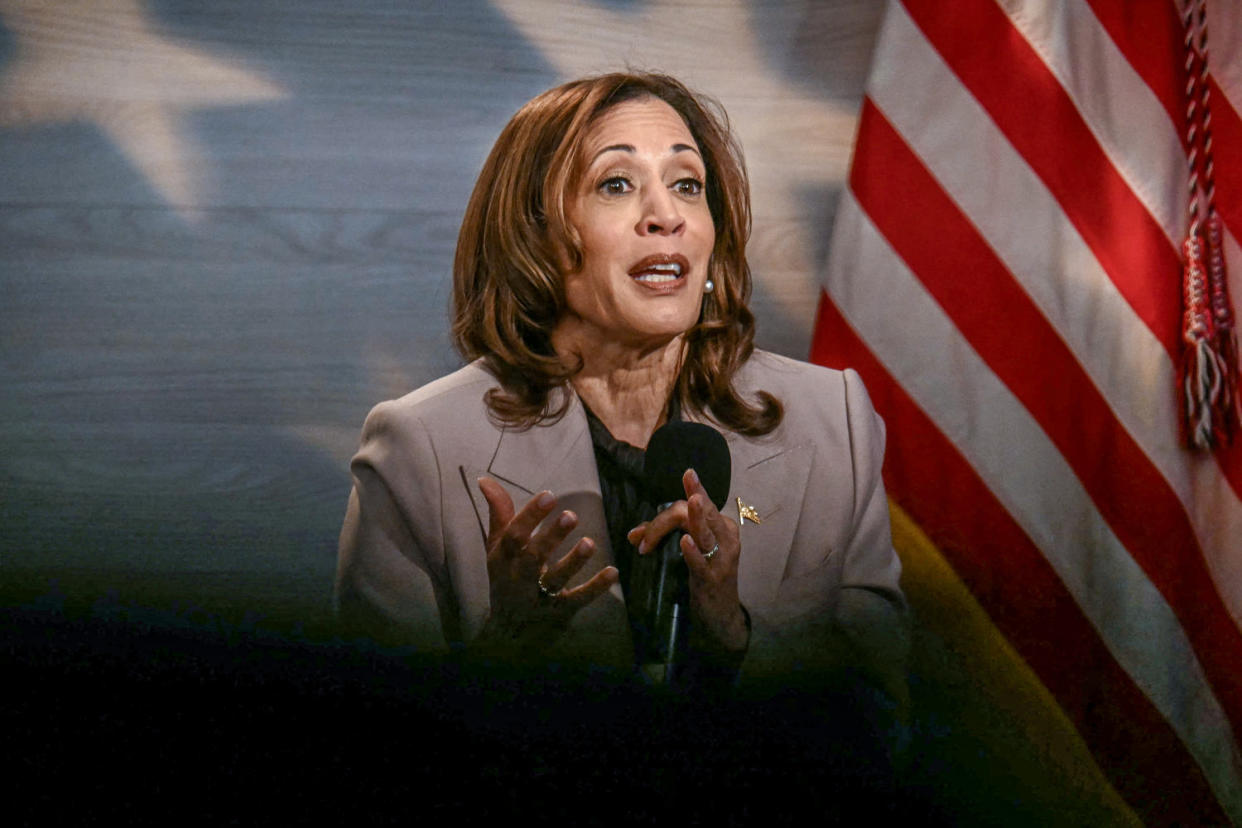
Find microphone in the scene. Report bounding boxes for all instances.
[641,421,731,682]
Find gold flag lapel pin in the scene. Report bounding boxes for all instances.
[737,497,762,526]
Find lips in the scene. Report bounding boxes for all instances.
[628,253,691,285]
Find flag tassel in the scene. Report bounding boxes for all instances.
[1207,213,1239,442]
[1180,233,1226,448]
[1178,0,1239,449]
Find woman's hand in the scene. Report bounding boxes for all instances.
[475,477,619,656]
[627,469,749,654]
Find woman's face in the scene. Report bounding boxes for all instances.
[560,97,715,351]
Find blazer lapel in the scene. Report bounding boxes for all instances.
[717,430,814,610]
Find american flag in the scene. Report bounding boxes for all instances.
[812,0,1242,823]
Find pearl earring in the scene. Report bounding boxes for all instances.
[704,279,715,294]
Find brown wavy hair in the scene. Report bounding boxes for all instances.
[451,71,782,435]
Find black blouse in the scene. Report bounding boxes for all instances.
[582,399,745,689]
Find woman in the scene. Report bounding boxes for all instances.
[335,72,907,703]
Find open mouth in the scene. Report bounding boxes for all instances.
[629,253,690,285]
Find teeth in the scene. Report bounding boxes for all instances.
[633,261,683,281]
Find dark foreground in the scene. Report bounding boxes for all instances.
[5,600,944,827]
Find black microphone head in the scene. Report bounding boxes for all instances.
[644,421,731,509]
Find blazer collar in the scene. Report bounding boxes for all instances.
[487,390,594,497]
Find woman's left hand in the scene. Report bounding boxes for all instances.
[626,468,749,654]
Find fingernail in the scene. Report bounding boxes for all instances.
[688,469,700,486]
[637,539,649,555]
[537,491,555,509]
[558,511,575,529]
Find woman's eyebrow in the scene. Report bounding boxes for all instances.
[589,143,703,163]
[593,143,635,159]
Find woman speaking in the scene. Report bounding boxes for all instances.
[335,72,907,703]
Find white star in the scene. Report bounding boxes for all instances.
[0,0,285,215]
[489,0,861,330]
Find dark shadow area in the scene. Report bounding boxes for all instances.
[6,566,1110,826]
[5,592,944,826]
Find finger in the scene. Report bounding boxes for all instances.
[682,467,710,501]
[625,523,647,547]
[684,467,737,544]
[630,503,689,555]
[680,532,710,578]
[684,493,739,581]
[539,534,597,593]
[696,491,738,559]
[502,489,559,556]
[686,491,715,550]
[558,564,620,612]
[525,509,579,571]
[477,477,515,541]
[682,468,725,547]
[681,531,732,584]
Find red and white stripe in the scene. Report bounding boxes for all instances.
[813,0,1242,822]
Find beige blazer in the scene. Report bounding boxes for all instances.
[336,350,907,693]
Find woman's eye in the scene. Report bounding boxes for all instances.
[599,176,632,195]
[674,178,704,196]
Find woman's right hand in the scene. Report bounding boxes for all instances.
[474,477,619,657]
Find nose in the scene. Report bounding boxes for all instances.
[636,186,685,236]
